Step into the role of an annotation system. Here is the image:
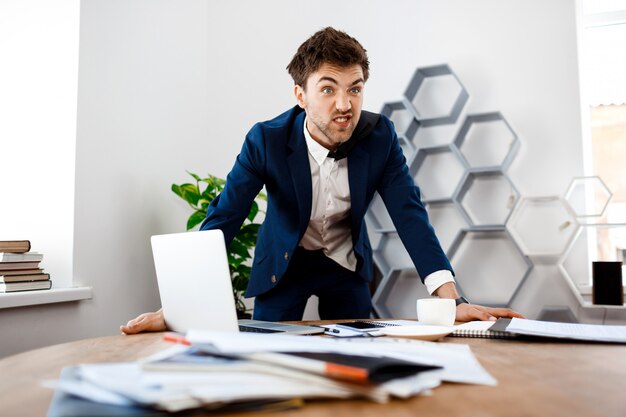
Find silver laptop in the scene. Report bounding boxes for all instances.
[151,230,323,335]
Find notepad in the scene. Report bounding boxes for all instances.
[450,318,517,339]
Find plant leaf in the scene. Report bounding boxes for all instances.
[186,210,206,230]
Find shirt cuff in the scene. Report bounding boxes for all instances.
[423,269,455,295]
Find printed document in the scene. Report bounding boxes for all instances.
[506,318,626,343]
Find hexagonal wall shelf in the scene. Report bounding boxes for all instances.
[448,228,532,306]
[413,123,459,148]
[372,268,431,318]
[366,193,394,233]
[364,212,385,252]
[366,63,593,319]
[508,196,579,260]
[381,101,420,158]
[404,64,469,127]
[425,201,468,253]
[564,176,612,218]
[409,145,466,202]
[557,227,589,306]
[456,170,519,228]
[454,112,519,170]
[373,233,416,277]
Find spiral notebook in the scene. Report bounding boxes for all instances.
[450,318,517,339]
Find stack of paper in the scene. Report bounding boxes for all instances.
[45,331,496,414]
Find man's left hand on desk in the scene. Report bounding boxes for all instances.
[433,282,525,322]
[455,303,525,322]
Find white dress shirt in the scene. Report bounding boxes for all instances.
[300,117,455,295]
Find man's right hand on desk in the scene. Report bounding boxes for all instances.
[120,308,167,335]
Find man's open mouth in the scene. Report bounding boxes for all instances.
[333,114,352,125]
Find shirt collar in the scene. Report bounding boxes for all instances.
[303,116,333,166]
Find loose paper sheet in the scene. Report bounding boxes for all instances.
[506,317,626,343]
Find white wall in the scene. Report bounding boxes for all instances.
[1,0,598,357]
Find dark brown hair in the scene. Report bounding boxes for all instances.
[286,27,370,88]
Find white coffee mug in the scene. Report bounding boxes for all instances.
[416,298,456,327]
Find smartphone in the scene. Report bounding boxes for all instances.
[335,321,385,332]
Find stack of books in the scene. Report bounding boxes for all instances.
[0,240,52,293]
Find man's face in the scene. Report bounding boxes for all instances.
[295,63,365,150]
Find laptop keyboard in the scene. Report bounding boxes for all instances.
[238,325,282,333]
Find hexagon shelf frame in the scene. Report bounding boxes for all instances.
[409,145,467,203]
[455,170,520,228]
[364,211,385,253]
[413,123,460,148]
[564,176,613,218]
[508,196,579,261]
[366,193,395,234]
[372,233,418,278]
[453,112,520,170]
[372,268,431,318]
[404,64,469,127]
[424,200,468,253]
[447,228,533,307]
[381,101,420,157]
[557,227,589,306]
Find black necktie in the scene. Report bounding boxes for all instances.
[327,147,348,160]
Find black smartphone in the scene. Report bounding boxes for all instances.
[335,321,384,332]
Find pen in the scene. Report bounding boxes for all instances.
[163,333,191,346]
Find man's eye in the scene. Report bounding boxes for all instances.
[322,87,333,94]
[350,87,362,94]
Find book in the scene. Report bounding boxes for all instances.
[0,273,50,283]
[0,261,42,271]
[450,318,517,339]
[0,252,43,262]
[0,240,31,253]
[0,279,52,293]
[277,351,440,384]
[0,268,43,276]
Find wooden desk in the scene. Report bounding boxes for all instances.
[1,329,625,417]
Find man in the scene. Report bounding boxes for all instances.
[121,27,522,334]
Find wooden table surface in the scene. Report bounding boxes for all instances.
[1,325,625,417]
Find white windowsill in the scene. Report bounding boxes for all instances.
[0,286,92,309]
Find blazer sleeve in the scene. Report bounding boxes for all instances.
[199,123,266,246]
[375,119,454,280]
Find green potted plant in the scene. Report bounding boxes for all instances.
[171,172,266,317]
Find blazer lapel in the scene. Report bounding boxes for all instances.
[287,111,312,238]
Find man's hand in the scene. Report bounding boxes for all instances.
[455,303,525,322]
[433,281,525,322]
[120,308,167,335]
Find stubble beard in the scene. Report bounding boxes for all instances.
[310,116,355,150]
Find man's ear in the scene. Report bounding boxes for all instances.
[294,84,306,109]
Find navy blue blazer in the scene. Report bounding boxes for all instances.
[200,106,453,298]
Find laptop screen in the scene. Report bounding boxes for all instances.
[151,230,240,333]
